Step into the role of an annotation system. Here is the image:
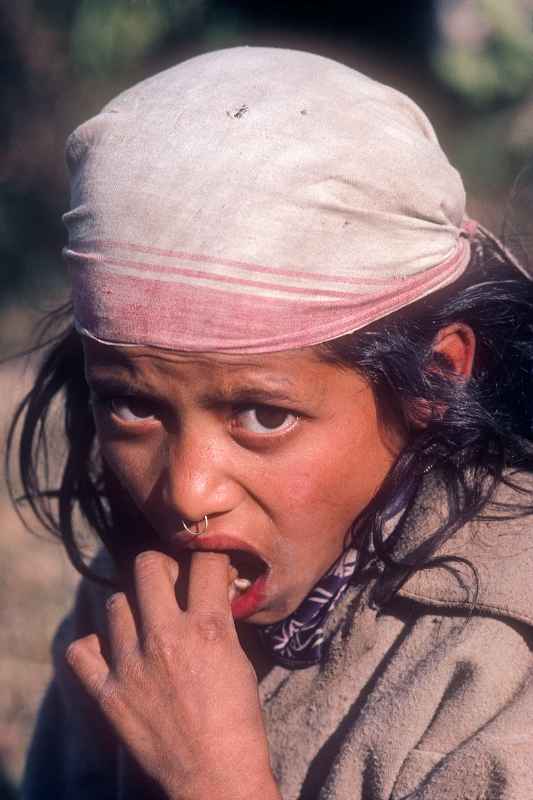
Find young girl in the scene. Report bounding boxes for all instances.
[11,47,533,799]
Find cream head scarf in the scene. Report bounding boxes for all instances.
[64,46,476,353]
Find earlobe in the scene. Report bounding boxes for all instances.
[431,323,476,379]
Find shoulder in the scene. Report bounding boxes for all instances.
[395,471,533,629]
[23,550,120,799]
[52,548,116,677]
[388,610,533,799]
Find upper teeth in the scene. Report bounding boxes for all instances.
[233,577,252,591]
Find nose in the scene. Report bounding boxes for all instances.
[159,424,243,526]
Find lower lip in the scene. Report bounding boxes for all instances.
[230,573,268,620]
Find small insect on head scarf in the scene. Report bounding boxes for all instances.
[64,46,478,354]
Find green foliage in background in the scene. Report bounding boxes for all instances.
[435,0,533,107]
[71,0,169,73]
[2,0,533,305]
[70,0,204,74]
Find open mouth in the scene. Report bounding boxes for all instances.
[170,538,271,617]
[221,548,268,595]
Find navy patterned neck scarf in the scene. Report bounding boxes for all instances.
[257,545,360,669]
[258,489,411,669]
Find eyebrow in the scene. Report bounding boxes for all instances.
[85,375,301,407]
[202,386,300,407]
[85,374,140,396]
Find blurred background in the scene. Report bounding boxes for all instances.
[1,0,532,794]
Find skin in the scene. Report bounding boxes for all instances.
[84,341,404,622]
[66,324,475,800]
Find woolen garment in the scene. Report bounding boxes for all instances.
[64,46,475,354]
[22,474,533,799]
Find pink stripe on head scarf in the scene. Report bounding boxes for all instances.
[64,47,475,353]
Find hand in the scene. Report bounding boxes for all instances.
[65,550,280,800]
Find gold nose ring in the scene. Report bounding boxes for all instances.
[181,515,209,537]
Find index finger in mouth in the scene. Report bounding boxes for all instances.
[187,551,232,615]
[133,550,181,634]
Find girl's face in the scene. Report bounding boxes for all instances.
[84,340,403,624]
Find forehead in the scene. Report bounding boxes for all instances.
[82,337,339,395]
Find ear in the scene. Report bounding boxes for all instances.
[431,323,476,379]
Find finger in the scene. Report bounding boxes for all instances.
[173,549,192,611]
[105,591,138,667]
[65,633,110,697]
[187,551,232,615]
[133,550,180,635]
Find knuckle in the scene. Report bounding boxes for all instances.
[143,626,178,662]
[64,639,83,668]
[191,610,229,643]
[135,550,179,585]
[64,634,96,668]
[106,591,126,613]
[119,654,145,684]
[64,636,111,700]
[95,681,123,714]
[135,550,165,576]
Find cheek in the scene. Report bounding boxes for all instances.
[274,417,393,521]
[95,425,163,510]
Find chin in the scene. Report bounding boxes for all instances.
[245,594,302,626]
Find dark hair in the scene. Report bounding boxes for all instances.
[320,228,533,601]
[6,230,533,597]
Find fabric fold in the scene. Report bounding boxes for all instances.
[64,46,474,353]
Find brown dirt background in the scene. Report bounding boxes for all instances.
[0,311,79,788]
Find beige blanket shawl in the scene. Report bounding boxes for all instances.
[22,476,533,799]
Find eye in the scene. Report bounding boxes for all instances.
[233,405,298,435]
[107,396,157,423]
